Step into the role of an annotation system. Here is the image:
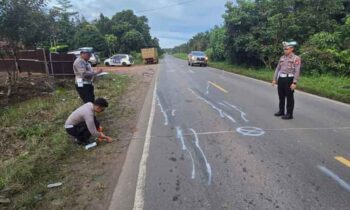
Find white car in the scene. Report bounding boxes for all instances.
[104,54,134,66]
[67,50,100,67]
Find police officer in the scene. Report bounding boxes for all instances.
[73,49,102,103]
[272,41,301,120]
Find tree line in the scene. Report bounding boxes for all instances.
[0,0,160,56]
[172,0,350,76]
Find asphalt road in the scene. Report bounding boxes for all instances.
[112,55,350,210]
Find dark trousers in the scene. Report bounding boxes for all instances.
[76,84,95,103]
[278,77,294,115]
[66,117,100,144]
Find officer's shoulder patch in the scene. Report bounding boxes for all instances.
[295,57,301,65]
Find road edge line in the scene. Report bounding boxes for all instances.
[108,65,160,210]
[133,71,158,210]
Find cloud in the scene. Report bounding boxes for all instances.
[50,0,231,48]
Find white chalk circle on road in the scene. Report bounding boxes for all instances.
[236,127,265,137]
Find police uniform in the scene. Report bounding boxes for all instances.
[273,41,301,119]
[73,52,96,103]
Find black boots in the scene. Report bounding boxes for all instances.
[275,111,293,120]
[282,114,293,120]
[274,111,284,117]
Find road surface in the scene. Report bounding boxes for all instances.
[111,55,350,210]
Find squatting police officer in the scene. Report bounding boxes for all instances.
[272,41,301,120]
[73,49,102,103]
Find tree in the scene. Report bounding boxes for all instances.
[0,0,48,95]
[50,0,78,47]
[104,34,118,56]
[73,24,106,51]
[95,14,113,35]
[207,26,226,61]
[120,29,145,53]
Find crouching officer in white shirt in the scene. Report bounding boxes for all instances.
[73,49,102,103]
[272,41,301,120]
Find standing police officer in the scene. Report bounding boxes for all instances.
[272,41,301,120]
[73,49,102,103]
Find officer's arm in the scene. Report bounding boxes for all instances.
[84,114,100,137]
[293,57,301,83]
[73,60,85,78]
[82,64,96,80]
[273,61,281,81]
[82,71,95,80]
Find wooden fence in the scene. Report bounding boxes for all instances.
[0,49,76,76]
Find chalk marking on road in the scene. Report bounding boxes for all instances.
[176,127,196,179]
[222,112,237,124]
[236,127,265,137]
[218,102,228,108]
[156,95,169,126]
[133,78,158,210]
[190,128,212,185]
[206,83,210,95]
[171,109,176,117]
[208,81,228,93]
[189,69,195,73]
[335,156,350,168]
[223,101,249,122]
[127,127,350,141]
[264,127,350,131]
[188,88,236,123]
[317,165,350,192]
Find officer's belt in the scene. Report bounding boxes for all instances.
[279,73,294,78]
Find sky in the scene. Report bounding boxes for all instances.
[49,0,231,48]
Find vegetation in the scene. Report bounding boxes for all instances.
[0,0,161,57]
[173,53,350,103]
[172,0,350,76]
[0,74,129,208]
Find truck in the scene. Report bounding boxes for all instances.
[141,48,158,64]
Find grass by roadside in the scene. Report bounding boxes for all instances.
[0,73,129,209]
[173,53,187,60]
[173,53,350,104]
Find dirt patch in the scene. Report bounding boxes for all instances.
[0,72,69,108]
[35,64,158,209]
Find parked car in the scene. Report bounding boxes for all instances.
[67,49,100,67]
[188,51,208,66]
[104,54,134,66]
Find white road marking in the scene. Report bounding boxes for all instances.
[317,165,350,192]
[206,83,210,95]
[236,127,265,137]
[156,95,169,126]
[190,128,212,185]
[188,88,236,123]
[189,69,195,73]
[171,109,176,117]
[128,126,350,140]
[222,112,237,124]
[218,102,229,108]
[176,127,196,179]
[223,101,249,122]
[133,78,158,210]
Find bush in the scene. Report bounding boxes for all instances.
[301,29,350,76]
[49,45,69,53]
